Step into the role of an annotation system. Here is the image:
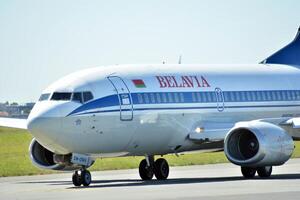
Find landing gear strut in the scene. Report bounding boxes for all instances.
[241,166,272,178]
[72,169,92,186]
[139,156,169,180]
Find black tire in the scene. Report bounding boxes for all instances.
[72,171,82,187]
[154,158,169,180]
[257,166,272,178]
[81,170,92,186]
[139,159,154,180]
[241,166,256,178]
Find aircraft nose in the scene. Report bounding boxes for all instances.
[27,103,62,146]
[27,116,50,133]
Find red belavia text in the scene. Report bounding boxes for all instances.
[156,75,210,88]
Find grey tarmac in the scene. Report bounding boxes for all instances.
[1,159,300,200]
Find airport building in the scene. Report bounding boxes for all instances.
[0,102,35,118]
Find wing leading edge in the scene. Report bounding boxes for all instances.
[0,117,28,129]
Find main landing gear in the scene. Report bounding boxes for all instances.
[241,166,272,178]
[139,156,170,180]
[72,169,92,187]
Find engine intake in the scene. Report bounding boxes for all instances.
[29,139,83,170]
[224,121,294,167]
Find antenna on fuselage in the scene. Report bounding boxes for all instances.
[178,55,182,64]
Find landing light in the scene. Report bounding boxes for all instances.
[195,127,204,133]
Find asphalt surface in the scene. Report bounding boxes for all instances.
[1,159,300,200]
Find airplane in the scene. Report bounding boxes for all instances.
[1,27,300,187]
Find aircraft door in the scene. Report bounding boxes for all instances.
[107,76,133,121]
[215,87,225,112]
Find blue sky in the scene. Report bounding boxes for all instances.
[0,0,300,103]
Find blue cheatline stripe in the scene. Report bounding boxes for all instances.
[70,104,300,116]
[68,95,119,116]
[67,90,300,116]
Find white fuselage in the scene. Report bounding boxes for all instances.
[27,64,300,158]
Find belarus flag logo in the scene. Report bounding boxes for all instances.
[132,79,146,88]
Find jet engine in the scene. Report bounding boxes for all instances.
[224,121,294,167]
[29,139,85,170]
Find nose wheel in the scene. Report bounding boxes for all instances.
[139,156,170,180]
[72,169,92,187]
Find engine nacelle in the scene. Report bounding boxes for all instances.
[29,139,85,171]
[224,121,294,167]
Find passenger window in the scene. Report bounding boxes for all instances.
[197,93,201,102]
[83,92,94,102]
[156,93,161,103]
[271,91,277,101]
[174,93,179,103]
[150,93,156,103]
[192,93,196,102]
[237,92,244,101]
[137,93,143,104]
[236,92,241,101]
[162,93,167,103]
[72,92,83,103]
[207,92,212,102]
[262,91,266,101]
[251,91,256,101]
[256,91,261,101]
[276,91,282,101]
[296,91,300,100]
[202,93,207,102]
[223,92,229,102]
[51,92,72,101]
[230,92,235,102]
[143,93,150,103]
[167,93,173,103]
[281,91,287,101]
[211,92,217,102]
[266,91,271,101]
[247,91,251,101]
[39,93,50,101]
[180,93,184,102]
[292,91,297,100]
[285,91,289,100]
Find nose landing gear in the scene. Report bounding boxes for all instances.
[72,169,92,187]
[139,156,170,181]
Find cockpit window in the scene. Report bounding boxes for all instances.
[83,91,94,102]
[49,91,93,103]
[39,93,50,101]
[51,92,72,101]
[72,92,83,103]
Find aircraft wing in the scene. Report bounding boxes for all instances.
[0,117,28,129]
[278,117,300,139]
[282,117,300,128]
[188,121,233,143]
[188,117,300,144]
